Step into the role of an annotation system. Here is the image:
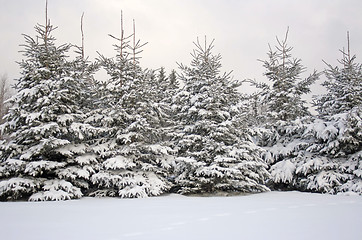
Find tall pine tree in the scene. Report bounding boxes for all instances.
[171,38,269,194]
[88,18,173,198]
[263,34,361,195]
[256,28,319,122]
[0,14,95,200]
[248,29,319,192]
[314,33,361,117]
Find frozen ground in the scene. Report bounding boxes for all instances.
[0,191,361,240]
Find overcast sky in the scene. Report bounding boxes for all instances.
[1,0,361,96]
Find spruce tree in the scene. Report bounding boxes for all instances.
[0,74,10,128]
[314,34,362,117]
[245,30,321,191]
[0,18,95,200]
[264,35,361,195]
[257,28,319,122]
[307,35,362,194]
[168,69,179,91]
[171,38,269,194]
[264,110,361,195]
[88,20,173,198]
[155,67,170,102]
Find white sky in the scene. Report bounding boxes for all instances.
[1,0,362,97]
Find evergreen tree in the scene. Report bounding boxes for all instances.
[257,28,319,122]
[88,23,173,198]
[148,67,179,105]
[158,67,167,82]
[264,110,361,195]
[0,19,96,201]
[246,30,323,192]
[314,34,362,117]
[0,74,10,127]
[307,36,362,194]
[155,67,170,102]
[263,36,361,195]
[151,67,180,130]
[168,69,179,91]
[171,38,269,194]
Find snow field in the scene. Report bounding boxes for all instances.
[0,191,361,240]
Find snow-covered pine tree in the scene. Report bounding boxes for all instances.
[264,109,361,195]
[264,35,361,195]
[72,13,100,115]
[156,67,168,100]
[171,38,270,194]
[247,29,319,192]
[0,74,11,128]
[146,68,166,105]
[88,18,173,198]
[257,28,319,122]
[153,67,179,103]
[168,69,179,91]
[56,15,102,198]
[150,67,180,129]
[314,34,361,117]
[0,14,97,201]
[300,110,361,194]
[305,35,362,194]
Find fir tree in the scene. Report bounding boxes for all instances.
[257,28,319,122]
[158,67,167,82]
[304,34,362,194]
[314,33,362,117]
[0,16,95,200]
[246,30,324,193]
[155,67,170,102]
[168,69,179,91]
[171,38,270,194]
[88,18,173,198]
[0,74,10,130]
[262,36,361,195]
[264,110,361,195]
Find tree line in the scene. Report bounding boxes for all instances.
[0,10,360,201]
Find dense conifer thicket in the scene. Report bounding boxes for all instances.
[0,13,360,201]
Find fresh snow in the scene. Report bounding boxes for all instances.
[0,191,361,240]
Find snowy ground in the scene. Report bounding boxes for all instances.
[0,191,361,240]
